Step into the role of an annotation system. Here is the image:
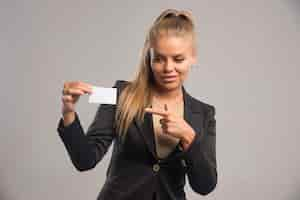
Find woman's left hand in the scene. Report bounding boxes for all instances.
[144,104,196,150]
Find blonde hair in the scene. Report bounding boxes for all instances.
[115,9,197,140]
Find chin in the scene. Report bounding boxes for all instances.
[160,80,180,90]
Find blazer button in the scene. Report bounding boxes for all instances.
[153,164,160,172]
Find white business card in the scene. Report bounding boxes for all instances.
[88,86,117,104]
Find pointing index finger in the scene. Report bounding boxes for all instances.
[144,107,168,117]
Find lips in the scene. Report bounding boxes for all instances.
[162,75,177,82]
[162,75,177,78]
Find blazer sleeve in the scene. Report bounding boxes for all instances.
[182,105,217,195]
[57,81,120,171]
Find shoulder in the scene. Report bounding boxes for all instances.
[113,79,131,89]
[112,79,132,98]
[189,94,216,117]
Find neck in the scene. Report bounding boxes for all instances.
[152,83,183,101]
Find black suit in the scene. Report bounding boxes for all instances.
[57,80,217,200]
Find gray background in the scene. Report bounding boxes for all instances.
[1,0,299,199]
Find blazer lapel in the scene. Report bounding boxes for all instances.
[134,105,157,159]
[182,85,203,139]
[133,84,203,160]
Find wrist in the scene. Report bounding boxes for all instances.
[62,111,75,127]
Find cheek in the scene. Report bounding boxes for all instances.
[176,65,190,80]
[151,65,162,76]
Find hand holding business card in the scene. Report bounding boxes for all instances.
[88,86,117,104]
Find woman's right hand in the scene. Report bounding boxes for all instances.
[61,81,93,126]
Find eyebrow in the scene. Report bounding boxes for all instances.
[153,51,185,58]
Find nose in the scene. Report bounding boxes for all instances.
[163,59,175,72]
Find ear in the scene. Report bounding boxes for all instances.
[191,45,197,65]
[191,48,197,65]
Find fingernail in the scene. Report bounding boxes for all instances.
[164,104,168,111]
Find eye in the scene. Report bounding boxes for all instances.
[153,56,163,63]
[174,58,185,63]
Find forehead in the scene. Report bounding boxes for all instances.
[151,35,194,56]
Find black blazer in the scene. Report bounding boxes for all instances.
[57,80,217,200]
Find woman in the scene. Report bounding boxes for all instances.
[57,9,217,200]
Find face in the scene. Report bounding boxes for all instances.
[150,34,196,92]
